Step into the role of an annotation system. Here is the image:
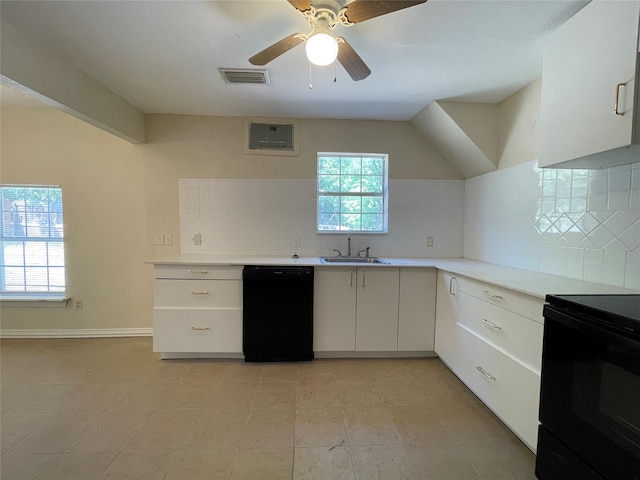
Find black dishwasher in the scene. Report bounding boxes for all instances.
[242,266,314,362]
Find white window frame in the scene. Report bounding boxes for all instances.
[317,152,389,233]
[0,184,67,303]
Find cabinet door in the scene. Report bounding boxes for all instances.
[434,271,462,369]
[398,268,437,351]
[313,267,357,352]
[356,268,400,352]
[539,0,640,167]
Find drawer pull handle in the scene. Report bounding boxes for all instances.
[362,272,366,288]
[482,318,502,330]
[191,326,211,331]
[190,291,210,295]
[483,290,503,300]
[476,366,496,381]
[189,270,208,275]
[350,269,353,287]
[614,82,626,116]
[449,276,457,296]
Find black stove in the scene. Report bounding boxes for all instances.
[536,294,640,480]
[546,294,640,336]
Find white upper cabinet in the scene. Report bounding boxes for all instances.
[539,0,640,168]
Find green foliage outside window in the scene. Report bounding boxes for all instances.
[317,154,388,233]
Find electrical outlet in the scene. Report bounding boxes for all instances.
[293,236,302,249]
[427,236,434,247]
[73,298,83,310]
[165,233,173,246]
[154,233,164,246]
[193,233,202,245]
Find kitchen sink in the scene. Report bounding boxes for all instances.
[320,256,389,264]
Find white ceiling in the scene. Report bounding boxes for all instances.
[0,0,588,121]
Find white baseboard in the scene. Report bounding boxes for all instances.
[0,328,153,338]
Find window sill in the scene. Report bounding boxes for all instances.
[0,295,70,308]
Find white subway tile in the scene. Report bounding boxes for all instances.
[588,193,608,211]
[566,263,584,280]
[567,247,584,264]
[608,190,630,210]
[609,165,631,192]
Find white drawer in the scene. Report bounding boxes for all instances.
[454,324,540,452]
[455,275,544,323]
[154,279,242,308]
[154,265,242,280]
[458,291,543,373]
[153,308,242,353]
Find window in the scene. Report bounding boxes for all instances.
[0,185,65,294]
[317,153,388,233]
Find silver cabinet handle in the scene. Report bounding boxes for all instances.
[350,269,353,287]
[482,318,502,330]
[362,271,366,288]
[483,290,503,300]
[189,270,208,275]
[191,326,210,331]
[449,276,457,296]
[615,82,626,115]
[476,366,496,381]
[190,291,210,295]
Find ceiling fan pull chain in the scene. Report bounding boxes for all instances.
[309,62,313,89]
[333,59,337,83]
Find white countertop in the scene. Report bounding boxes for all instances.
[148,255,640,299]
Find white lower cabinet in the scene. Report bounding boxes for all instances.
[152,265,243,356]
[355,268,400,351]
[314,266,434,354]
[398,268,437,351]
[435,270,544,452]
[434,271,462,369]
[454,324,541,452]
[313,267,399,352]
[313,267,357,352]
[154,309,242,353]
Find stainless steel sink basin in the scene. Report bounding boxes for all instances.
[320,256,389,264]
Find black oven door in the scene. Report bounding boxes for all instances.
[538,305,640,480]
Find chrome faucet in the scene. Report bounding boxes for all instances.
[347,230,352,257]
[358,246,371,258]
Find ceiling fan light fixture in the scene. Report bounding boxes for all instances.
[305,32,338,66]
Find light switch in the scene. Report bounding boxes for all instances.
[165,233,173,246]
[154,233,165,246]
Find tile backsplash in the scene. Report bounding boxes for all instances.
[464,161,640,290]
[179,162,639,290]
[179,178,464,258]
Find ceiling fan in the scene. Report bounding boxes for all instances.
[249,0,427,81]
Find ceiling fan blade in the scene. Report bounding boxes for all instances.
[342,0,427,24]
[249,34,305,66]
[287,0,312,14]
[337,38,371,81]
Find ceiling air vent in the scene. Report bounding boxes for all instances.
[219,68,270,85]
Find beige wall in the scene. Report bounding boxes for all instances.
[0,108,150,330]
[498,80,541,169]
[1,109,460,331]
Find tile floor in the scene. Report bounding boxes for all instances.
[0,337,537,479]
